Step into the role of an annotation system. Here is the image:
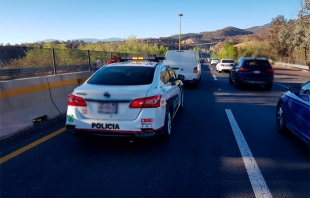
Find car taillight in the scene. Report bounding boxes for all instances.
[239,67,249,72]
[266,68,274,73]
[67,94,87,106]
[193,67,198,73]
[220,64,224,66]
[130,94,162,108]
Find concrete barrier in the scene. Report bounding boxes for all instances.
[275,62,309,72]
[0,71,94,140]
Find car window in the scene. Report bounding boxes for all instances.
[160,66,171,84]
[299,82,310,95]
[87,66,155,85]
[244,60,271,67]
[222,60,235,63]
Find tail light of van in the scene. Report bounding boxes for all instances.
[193,67,198,73]
[130,94,162,108]
[68,94,87,106]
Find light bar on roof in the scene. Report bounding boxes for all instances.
[119,56,164,62]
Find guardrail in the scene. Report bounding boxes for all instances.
[275,62,310,72]
[0,71,94,139]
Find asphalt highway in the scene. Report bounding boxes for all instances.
[1,63,309,198]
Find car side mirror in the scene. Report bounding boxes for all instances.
[169,77,175,83]
[289,86,301,95]
[178,74,185,81]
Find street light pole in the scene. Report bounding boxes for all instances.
[178,14,183,50]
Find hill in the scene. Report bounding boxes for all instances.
[35,24,270,50]
[142,24,269,49]
[41,37,124,43]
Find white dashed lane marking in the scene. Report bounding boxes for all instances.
[213,75,217,81]
[225,109,273,198]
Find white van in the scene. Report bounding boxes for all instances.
[165,50,202,87]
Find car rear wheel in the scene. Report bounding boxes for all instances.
[276,102,288,133]
[162,111,172,139]
[265,83,273,90]
[179,91,184,110]
[229,73,233,84]
[233,77,241,88]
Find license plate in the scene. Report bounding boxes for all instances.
[98,102,117,114]
[254,70,260,74]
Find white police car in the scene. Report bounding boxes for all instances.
[66,56,184,139]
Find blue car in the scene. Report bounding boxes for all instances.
[276,81,310,146]
[229,57,274,90]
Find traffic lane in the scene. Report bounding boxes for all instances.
[183,65,256,197]
[0,66,255,198]
[273,64,310,88]
[209,67,310,197]
[0,115,67,158]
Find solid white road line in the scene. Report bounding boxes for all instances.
[213,75,217,81]
[273,82,289,89]
[225,109,273,198]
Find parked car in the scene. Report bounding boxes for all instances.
[66,56,185,139]
[229,57,274,90]
[216,59,235,73]
[210,58,219,65]
[276,81,310,147]
[165,50,202,87]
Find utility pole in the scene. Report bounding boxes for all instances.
[178,14,183,50]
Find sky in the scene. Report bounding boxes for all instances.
[0,0,302,45]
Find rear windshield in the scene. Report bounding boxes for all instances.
[244,60,271,67]
[222,60,234,63]
[87,66,155,85]
[180,52,195,63]
[166,51,195,63]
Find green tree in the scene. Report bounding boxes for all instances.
[269,15,288,59]
[217,43,238,60]
[293,0,310,61]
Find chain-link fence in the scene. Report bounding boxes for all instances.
[0,46,156,80]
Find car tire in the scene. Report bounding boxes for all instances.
[162,111,172,139]
[233,77,241,88]
[229,73,233,84]
[195,81,199,88]
[179,91,184,111]
[276,102,288,133]
[265,83,273,90]
[218,69,221,73]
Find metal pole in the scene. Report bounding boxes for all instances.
[87,50,91,71]
[52,48,56,74]
[178,14,183,50]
